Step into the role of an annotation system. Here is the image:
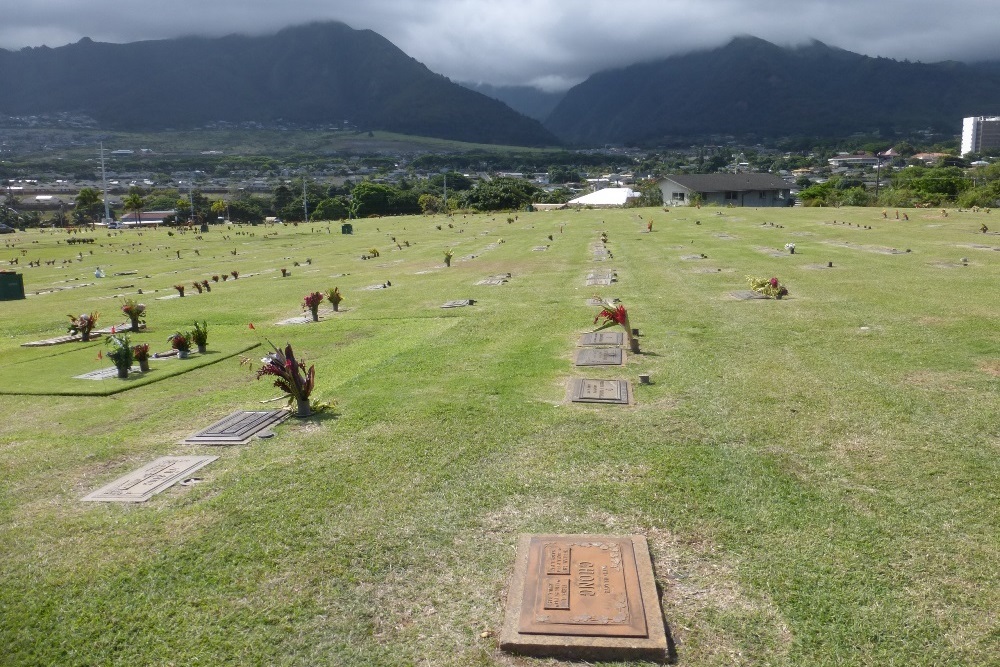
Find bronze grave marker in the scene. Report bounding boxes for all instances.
[82,456,218,502]
[181,410,289,445]
[575,348,624,366]
[579,331,624,347]
[569,379,631,405]
[500,534,667,661]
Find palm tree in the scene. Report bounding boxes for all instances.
[122,188,145,228]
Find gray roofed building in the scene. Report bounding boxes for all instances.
[658,173,792,207]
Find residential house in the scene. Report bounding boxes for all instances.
[657,174,791,207]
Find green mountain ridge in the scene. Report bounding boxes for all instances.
[544,35,1000,145]
[0,22,558,148]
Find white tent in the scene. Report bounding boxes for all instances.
[567,187,638,208]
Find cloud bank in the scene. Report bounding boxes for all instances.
[2,1,998,91]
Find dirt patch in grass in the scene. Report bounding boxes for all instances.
[646,527,792,665]
[977,360,1000,377]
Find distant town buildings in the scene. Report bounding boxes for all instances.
[657,174,791,207]
[961,116,1000,155]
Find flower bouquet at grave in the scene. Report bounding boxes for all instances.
[747,275,789,299]
[192,281,203,294]
[326,287,343,312]
[132,342,151,372]
[231,270,239,279]
[302,291,324,321]
[68,311,100,341]
[212,274,220,282]
[168,330,192,358]
[120,298,146,332]
[191,320,209,353]
[105,332,134,378]
[444,249,453,267]
[201,279,211,292]
[174,284,185,297]
[785,243,796,254]
[592,297,639,353]
[245,341,316,417]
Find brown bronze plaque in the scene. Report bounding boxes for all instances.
[570,379,630,404]
[575,348,624,366]
[579,331,624,347]
[500,534,667,661]
[518,536,646,637]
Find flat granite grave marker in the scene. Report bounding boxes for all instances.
[579,331,625,347]
[500,534,667,661]
[575,348,624,366]
[82,456,218,502]
[569,378,631,405]
[181,410,289,445]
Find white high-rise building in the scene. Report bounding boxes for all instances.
[961,116,1000,155]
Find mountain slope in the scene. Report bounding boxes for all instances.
[545,36,1000,145]
[0,22,558,147]
[459,82,565,122]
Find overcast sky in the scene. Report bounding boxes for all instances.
[3,1,999,91]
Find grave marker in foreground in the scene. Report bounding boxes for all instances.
[500,534,667,661]
[82,456,218,502]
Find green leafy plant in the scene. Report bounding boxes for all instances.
[244,340,317,416]
[191,321,209,350]
[747,275,789,299]
[326,287,343,312]
[104,332,134,372]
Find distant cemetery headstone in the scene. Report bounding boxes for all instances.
[74,366,135,380]
[499,534,667,661]
[22,333,101,347]
[182,410,289,445]
[569,379,631,405]
[730,290,769,300]
[579,331,624,347]
[441,299,476,308]
[476,273,511,286]
[576,348,624,366]
[82,456,218,502]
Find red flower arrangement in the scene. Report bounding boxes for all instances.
[593,298,639,353]
[302,291,324,321]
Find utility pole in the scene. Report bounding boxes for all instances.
[302,175,309,223]
[100,143,112,224]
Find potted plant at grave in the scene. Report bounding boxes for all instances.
[444,249,453,267]
[168,330,192,358]
[174,283,185,297]
[120,298,146,332]
[105,332,134,379]
[132,342,151,372]
[593,297,639,353]
[326,287,343,312]
[68,311,100,342]
[250,341,316,417]
[747,275,789,299]
[302,291,324,322]
[191,320,209,353]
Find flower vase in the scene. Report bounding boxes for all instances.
[178,350,189,359]
[130,317,140,332]
[295,398,311,418]
[332,302,339,312]
[197,344,207,354]
[81,331,91,342]
[629,337,640,354]
[116,366,129,379]
[310,308,319,322]
[139,358,150,372]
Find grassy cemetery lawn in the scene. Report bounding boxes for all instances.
[1,206,997,666]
